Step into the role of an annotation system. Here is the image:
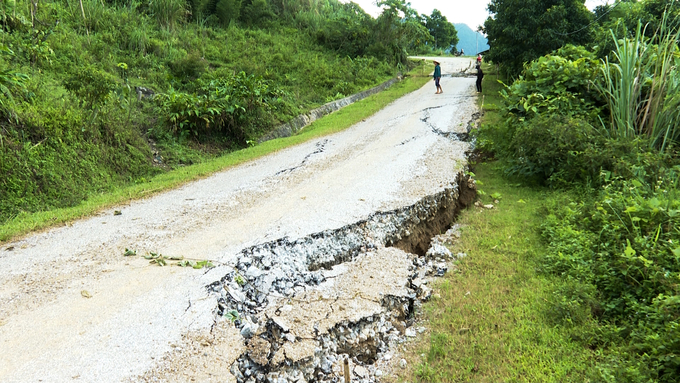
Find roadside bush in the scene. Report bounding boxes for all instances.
[215,0,242,26]
[240,0,275,27]
[506,114,609,187]
[477,45,611,186]
[167,52,207,81]
[154,71,283,144]
[63,65,118,109]
[501,45,603,123]
[541,165,680,382]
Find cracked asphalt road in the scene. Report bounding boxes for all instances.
[0,57,478,382]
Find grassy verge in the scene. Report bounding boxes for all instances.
[0,67,430,243]
[393,65,595,382]
[408,164,594,382]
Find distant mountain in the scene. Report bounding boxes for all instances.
[453,23,489,55]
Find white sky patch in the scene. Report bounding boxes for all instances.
[341,0,614,33]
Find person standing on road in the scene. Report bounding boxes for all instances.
[433,60,442,94]
[476,64,484,93]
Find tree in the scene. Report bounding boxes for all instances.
[316,2,374,57]
[369,0,432,64]
[423,9,458,51]
[483,0,593,77]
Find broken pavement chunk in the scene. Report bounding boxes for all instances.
[247,337,271,366]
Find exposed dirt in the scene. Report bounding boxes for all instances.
[0,57,479,383]
[391,175,477,256]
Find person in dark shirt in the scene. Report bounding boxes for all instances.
[433,60,442,94]
[476,64,484,93]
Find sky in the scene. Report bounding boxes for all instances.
[341,0,613,32]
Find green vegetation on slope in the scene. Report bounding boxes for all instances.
[0,63,431,242]
[0,0,453,226]
[469,6,680,380]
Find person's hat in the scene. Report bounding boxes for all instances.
[433,60,440,64]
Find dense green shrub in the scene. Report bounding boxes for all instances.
[506,114,611,187]
[63,65,118,109]
[154,71,283,144]
[167,52,207,81]
[541,163,680,382]
[501,45,603,122]
[240,0,275,27]
[477,45,610,186]
[215,0,242,25]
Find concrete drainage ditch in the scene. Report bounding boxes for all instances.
[203,172,476,383]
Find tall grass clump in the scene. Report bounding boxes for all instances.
[149,0,186,30]
[598,13,680,151]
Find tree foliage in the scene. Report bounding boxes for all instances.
[483,0,594,77]
[369,0,432,64]
[423,9,458,51]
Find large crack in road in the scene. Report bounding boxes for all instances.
[213,174,476,383]
[0,57,479,383]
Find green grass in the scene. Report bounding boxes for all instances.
[477,63,503,125]
[391,68,596,383]
[410,164,594,382]
[0,68,430,243]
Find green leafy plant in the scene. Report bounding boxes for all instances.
[541,166,680,381]
[596,15,680,151]
[63,65,118,110]
[223,309,239,322]
[144,251,168,266]
[155,72,282,144]
[234,273,246,286]
[177,259,214,269]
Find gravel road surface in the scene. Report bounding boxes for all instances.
[0,57,478,382]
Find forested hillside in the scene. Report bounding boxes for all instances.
[0,0,449,224]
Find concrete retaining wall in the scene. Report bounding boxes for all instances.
[258,76,402,143]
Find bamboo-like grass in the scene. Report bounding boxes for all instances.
[597,9,680,151]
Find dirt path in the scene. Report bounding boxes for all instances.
[0,57,478,383]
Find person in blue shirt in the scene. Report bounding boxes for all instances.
[433,60,442,94]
